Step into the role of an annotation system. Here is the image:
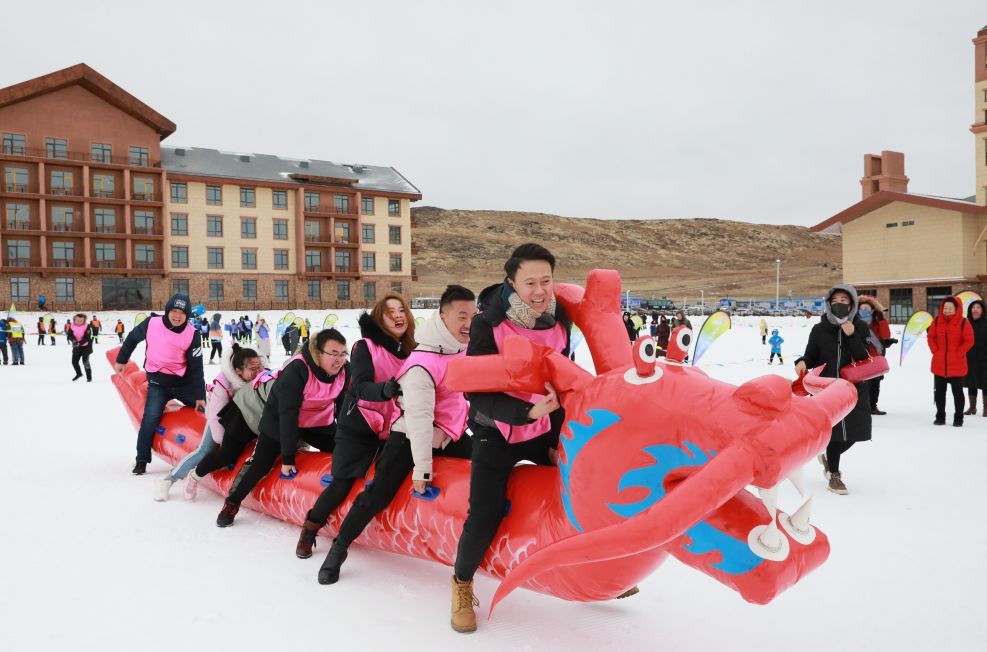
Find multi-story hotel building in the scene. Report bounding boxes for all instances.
[0,64,420,310]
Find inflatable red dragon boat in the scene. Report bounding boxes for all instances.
[108,269,856,615]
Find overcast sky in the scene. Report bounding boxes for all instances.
[4,1,985,226]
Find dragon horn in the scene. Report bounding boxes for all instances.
[488,445,753,617]
[801,366,857,428]
[556,270,630,375]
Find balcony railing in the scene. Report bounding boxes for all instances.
[51,223,76,232]
[304,234,325,243]
[334,237,357,245]
[0,146,162,168]
[305,264,323,272]
[5,221,32,231]
[94,260,117,269]
[4,183,28,193]
[49,187,76,196]
[335,265,355,273]
[92,190,117,199]
[2,145,26,156]
[132,226,156,235]
[51,259,76,268]
[132,191,156,201]
[93,225,117,234]
[134,260,156,269]
[6,258,30,267]
[304,204,359,216]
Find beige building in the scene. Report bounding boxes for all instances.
[812,25,987,322]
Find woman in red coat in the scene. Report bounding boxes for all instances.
[927,296,975,426]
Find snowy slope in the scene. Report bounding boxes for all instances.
[1,310,985,651]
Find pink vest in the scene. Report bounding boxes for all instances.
[209,372,233,399]
[288,354,347,428]
[357,338,404,439]
[145,318,195,376]
[69,323,88,341]
[491,319,567,443]
[396,349,469,441]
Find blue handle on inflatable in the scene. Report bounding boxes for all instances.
[176,434,186,444]
[413,486,441,501]
[320,474,333,487]
[504,499,511,516]
[280,468,298,480]
[155,426,166,436]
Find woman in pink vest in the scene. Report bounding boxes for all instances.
[114,293,206,476]
[305,285,477,579]
[450,243,571,633]
[67,313,94,382]
[216,329,349,527]
[296,294,416,550]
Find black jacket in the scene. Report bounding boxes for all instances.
[965,301,987,391]
[796,316,872,443]
[259,343,349,465]
[116,315,206,399]
[67,324,94,354]
[467,283,572,441]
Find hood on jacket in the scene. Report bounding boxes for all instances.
[414,309,468,354]
[967,299,986,322]
[218,345,249,392]
[477,282,502,314]
[938,296,963,321]
[771,329,779,336]
[823,284,859,325]
[857,295,885,313]
[358,312,410,358]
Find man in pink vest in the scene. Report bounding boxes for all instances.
[309,285,477,579]
[114,293,206,475]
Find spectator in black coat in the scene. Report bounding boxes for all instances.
[964,300,987,416]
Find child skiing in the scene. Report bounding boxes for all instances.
[768,328,784,364]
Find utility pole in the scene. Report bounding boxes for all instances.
[775,258,782,313]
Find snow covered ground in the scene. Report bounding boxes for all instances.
[2,309,985,651]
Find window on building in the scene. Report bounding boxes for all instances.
[135,245,155,268]
[305,191,320,212]
[361,196,374,215]
[5,167,28,192]
[170,182,188,204]
[334,194,350,214]
[6,240,30,266]
[129,146,149,167]
[272,190,287,210]
[2,133,26,155]
[51,206,74,231]
[243,280,257,301]
[132,177,154,200]
[171,246,189,269]
[55,277,74,301]
[46,137,68,159]
[389,225,402,245]
[273,219,288,240]
[305,249,321,271]
[390,281,403,294]
[240,187,255,208]
[170,213,188,236]
[926,286,953,316]
[172,279,190,296]
[274,280,289,301]
[91,143,112,163]
[362,224,375,243]
[10,277,29,302]
[208,247,224,269]
[5,203,29,230]
[209,280,224,302]
[95,208,116,233]
[307,280,321,301]
[50,171,74,195]
[95,243,116,266]
[335,222,351,243]
[362,252,376,272]
[241,217,256,239]
[92,174,115,198]
[337,279,350,301]
[273,249,289,270]
[207,215,223,237]
[855,288,877,298]
[389,253,402,272]
[134,210,155,234]
[388,199,400,216]
[207,185,223,206]
[305,221,321,242]
[52,241,75,266]
[364,281,376,302]
[241,249,257,270]
[889,288,913,324]
[902,220,915,227]
[335,251,351,272]
[885,222,898,229]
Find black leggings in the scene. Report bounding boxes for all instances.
[934,375,965,420]
[454,428,556,581]
[71,349,91,380]
[226,426,335,506]
[335,431,472,545]
[209,340,222,363]
[194,407,257,477]
[827,440,854,474]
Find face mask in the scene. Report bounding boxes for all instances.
[859,308,872,322]
[831,303,851,319]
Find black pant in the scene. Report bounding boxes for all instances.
[195,406,257,477]
[454,428,556,581]
[210,340,222,363]
[334,431,473,545]
[71,349,91,380]
[769,352,783,363]
[118,333,124,343]
[0,342,7,364]
[870,376,883,409]
[934,375,965,422]
[761,335,766,344]
[49,334,55,345]
[827,440,854,474]
[37,332,45,345]
[225,426,336,506]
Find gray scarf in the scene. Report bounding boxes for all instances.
[506,291,557,330]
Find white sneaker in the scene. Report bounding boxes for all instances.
[184,471,201,501]
[154,478,175,502]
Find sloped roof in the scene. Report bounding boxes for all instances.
[811,191,987,234]
[0,63,176,139]
[162,147,421,197]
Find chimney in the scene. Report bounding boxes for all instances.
[860,150,909,199]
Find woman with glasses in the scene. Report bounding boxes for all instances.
[215,328,350,527]
[295,294,416,559]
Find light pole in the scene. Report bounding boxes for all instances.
[775,258,782,313]
[700,289,705,311]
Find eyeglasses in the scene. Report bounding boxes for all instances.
[320,351,348,359]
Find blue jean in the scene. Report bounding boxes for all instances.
[166,425,218,480]
[136,381,201,463]
[10,342,24,364]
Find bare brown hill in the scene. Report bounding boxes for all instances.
[410,207,842,302]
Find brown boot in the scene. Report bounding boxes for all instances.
[964,394,977,415]
[295,519,322,559]
[451,575,478,633]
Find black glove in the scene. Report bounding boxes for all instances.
[381,377,402,400]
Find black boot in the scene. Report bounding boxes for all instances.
[72,373,82,381]
[296,518,323,559]
[318,539,350,584]
[132,461,147,475]
[953,415,964,428]
[217,500,240,527]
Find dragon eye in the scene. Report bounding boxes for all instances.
[676,328,692,351]
[637,336,657,364]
